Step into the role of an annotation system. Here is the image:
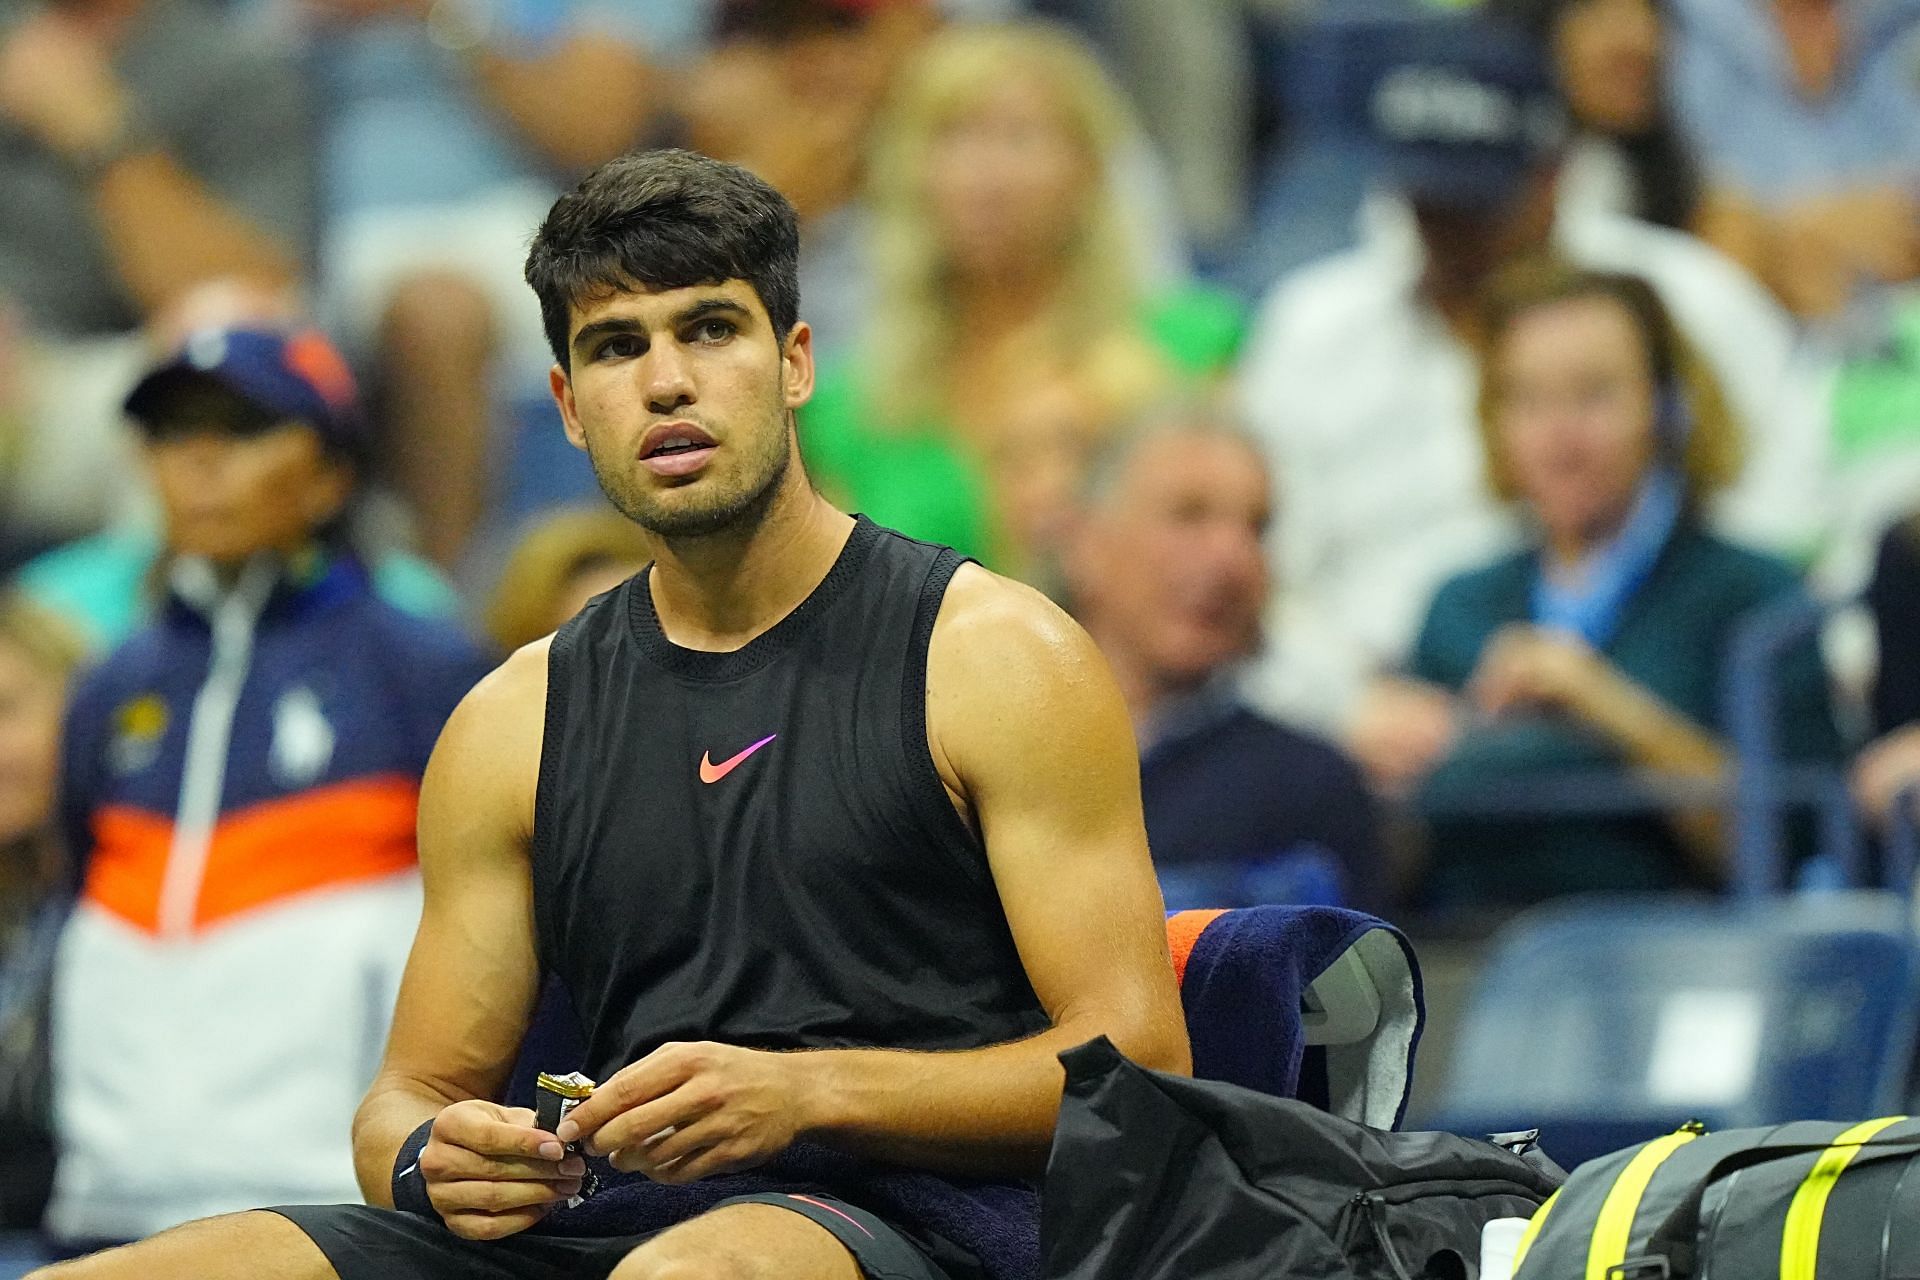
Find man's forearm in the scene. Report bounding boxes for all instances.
[797,1013,1190,1179]
[351,1075,470,1207]
[91,151,296,314]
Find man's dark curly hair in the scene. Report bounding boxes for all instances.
[524,149,801,372]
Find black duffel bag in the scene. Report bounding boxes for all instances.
[1512,1116,1920,1280]
[1041,1037,1564,1280]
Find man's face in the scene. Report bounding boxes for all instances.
[552,280,814,539]
[1413,164,1559,304]
[1075,430,1272,686]
[146,415,351,566]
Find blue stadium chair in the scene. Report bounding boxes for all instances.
[1722,593,1863,895]
[497,393,601,531]
[1157,844,1346,912]
[1424,894,1920,1169]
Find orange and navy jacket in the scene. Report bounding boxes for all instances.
[46,551,488,1241]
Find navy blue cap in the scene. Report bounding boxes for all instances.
[124,326,365,453]
[1371,13,1565,206]
[1292,7,1567,209]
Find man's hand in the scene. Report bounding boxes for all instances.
[1469,625,1613,721]
[419,1099,585,1240]
[0,12,129,159]
[556,1042,810,1185]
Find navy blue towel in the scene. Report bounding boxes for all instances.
[1178,905,1420,1127]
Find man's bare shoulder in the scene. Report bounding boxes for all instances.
[932,562,1099,676]
[428,635,552,804]
[928,563,1121,754]
[455,635,551,729]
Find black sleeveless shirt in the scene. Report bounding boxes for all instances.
[532,517,1049,1083]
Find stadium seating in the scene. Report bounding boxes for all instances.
[1424,893,1920,1169]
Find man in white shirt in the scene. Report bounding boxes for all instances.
[1235,9,1830,765]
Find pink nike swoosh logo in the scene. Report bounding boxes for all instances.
[699,734,777,784]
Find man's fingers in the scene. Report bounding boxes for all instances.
[431,1176,583,1219]
[582,1085,718,1158]
[423,1142,585,1184]
[436,1108,565,1162]
[644,1140,765,1186]
[610,1115,718,1172]
[442,1204,561,1242]
[556,1044,703,1143]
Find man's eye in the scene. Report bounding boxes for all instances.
[693,319,735,343]
[598,335,642,359]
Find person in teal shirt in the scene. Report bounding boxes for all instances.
[1360,260,1841,909]
[797,22,1243,579]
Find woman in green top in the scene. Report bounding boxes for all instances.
[1360,260,1840,909]
[799,21,1242,581]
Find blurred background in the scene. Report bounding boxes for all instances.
[3,0,1920,1265]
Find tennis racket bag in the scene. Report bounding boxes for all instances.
[1512,1117,1920,1280]
[1040,1037,1564,1280]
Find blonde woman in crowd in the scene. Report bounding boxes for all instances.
[0,593,87,1229]
[799,21,1243,582]
[483,508,653,656]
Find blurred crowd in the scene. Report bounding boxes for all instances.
[2,0,1920,1247]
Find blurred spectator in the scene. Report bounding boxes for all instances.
[0,0,310,543]
[1493,0,1701,228]
[682,0,936,359]
[482,505,650,654]
[0,594,86,1230]
[278,0,677,568]
[1857,512,1920,827]
[1669,0,1920,320]
[801,20,1243,579]
[1071,0,1288,254]
[1237,10,1828,742]
[1062,406,1385,911]
[1372,262,1839,909]
[45,325,488,1243]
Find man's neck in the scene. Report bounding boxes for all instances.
[646,476,855,652]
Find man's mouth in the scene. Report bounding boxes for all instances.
[640,422,718,458]
[639,422,719,478]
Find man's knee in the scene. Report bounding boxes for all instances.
[610,1203,859,1280]
[380,270,497,362]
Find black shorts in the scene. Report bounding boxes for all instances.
[269,1192,967,1280]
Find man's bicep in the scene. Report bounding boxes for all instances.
[933,575,1186,1068]
[380,656,546,1104]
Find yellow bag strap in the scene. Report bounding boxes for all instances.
[1585,1128,1702,1280]
[1511,1187,1561,1272]
[1778,1116,1908,1280]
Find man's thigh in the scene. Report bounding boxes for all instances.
[29,1210,336,1280]
[611,1203,862,1280]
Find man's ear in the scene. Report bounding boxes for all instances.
[551,365,587,453]
[781,321,816,411]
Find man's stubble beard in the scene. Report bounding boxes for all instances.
[587,407,795,540]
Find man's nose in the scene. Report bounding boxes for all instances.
[640,343,697,413]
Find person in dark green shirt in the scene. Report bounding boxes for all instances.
[1362,260,1841,910]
